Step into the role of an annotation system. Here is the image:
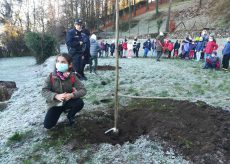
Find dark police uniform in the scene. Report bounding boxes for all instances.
[66,22,86,76]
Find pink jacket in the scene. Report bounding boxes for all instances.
[204,41,218,54]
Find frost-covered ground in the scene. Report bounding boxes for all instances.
[0,55,229,163]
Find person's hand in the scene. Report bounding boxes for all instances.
[64,93,74,101]
[55,93,66,102]
[80,41,83,45]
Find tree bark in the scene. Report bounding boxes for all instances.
[165,0,172,32]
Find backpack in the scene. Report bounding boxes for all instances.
[49,73,75,92]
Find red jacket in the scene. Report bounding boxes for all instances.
[122,42,128,50]
[168,42,174,51]
[204,41,218,54]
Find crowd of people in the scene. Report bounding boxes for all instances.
[41,18,230,129]
[94,30,230,71]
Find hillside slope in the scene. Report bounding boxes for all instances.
[102,0,229,39]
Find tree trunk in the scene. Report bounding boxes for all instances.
[199,0,202,8]
[128,0,131,36]
[156,0,159,15]
[146,0,149,12]
[165,0,172,32]
[134,0,136,16]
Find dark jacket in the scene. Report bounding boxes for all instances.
[143,39,152,50]
[82,31,91,62]
[174,41,180,50]
[42,72,86,108]
[110,43,115,53]
[156,35,164,51]
[196,41,205,52]
[66,28,86,54]
[222,41,230,56]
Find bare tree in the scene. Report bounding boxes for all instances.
[165,0,172,32]
[155,0,159,15]
[0,0,13,23]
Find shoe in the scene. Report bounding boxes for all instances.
[67,116,75,126]
[82,76,87,80]
[222,68,228,71]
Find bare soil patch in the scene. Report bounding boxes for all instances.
[48,99,230,163]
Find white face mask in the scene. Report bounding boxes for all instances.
[209,38,213,42]
[56,63,69,72]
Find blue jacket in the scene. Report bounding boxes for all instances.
[66,28,86,54]
[196,41,205,52]
[90,39,99,57]
[222,42,230,56]
[143,39,152,50]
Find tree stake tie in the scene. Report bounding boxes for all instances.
[105,127,119,134]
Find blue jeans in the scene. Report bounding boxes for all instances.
[144,48,149,57]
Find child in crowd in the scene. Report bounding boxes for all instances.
[42,53,86,129]
[163,39,169,58]
[222,36,230,71]
[110,41,115,56]
[127,40,133,58]
[122,39,128,58]
[118,41,123,58]
[173,40,180,58]
[195,37,205,61]
[143,37,152,58]
[189,41,196,59]
[99,41,105,57]
[204,51,220,69]
[168,40,174,58]
[89,34,100,74]
[104,41,110,57]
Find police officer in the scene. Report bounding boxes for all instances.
[66,18,86,79]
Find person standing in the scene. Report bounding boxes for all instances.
[110,41,115,56]
[104,41,110,57]
[143,36,152,58]
[195,37,205,61]
[151,39,156,57]
[122,39,128,58]
[203,36,218,68]
[222,37,230,71]
[89,34,100,74]
[173,40,180,58]
[156,32,165,61]
[66,18,86,79]
[133,37,138,57]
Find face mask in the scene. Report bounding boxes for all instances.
[209,38,213,41]
[56,63,69,72]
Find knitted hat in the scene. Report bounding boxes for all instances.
[90,34,97,40]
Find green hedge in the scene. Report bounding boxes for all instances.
[24,32,57,64]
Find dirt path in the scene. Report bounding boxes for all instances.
[48,99,230,163]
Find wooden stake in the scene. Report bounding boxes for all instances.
[114,0,119,131]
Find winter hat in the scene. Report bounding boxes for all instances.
[90,34,97,40]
